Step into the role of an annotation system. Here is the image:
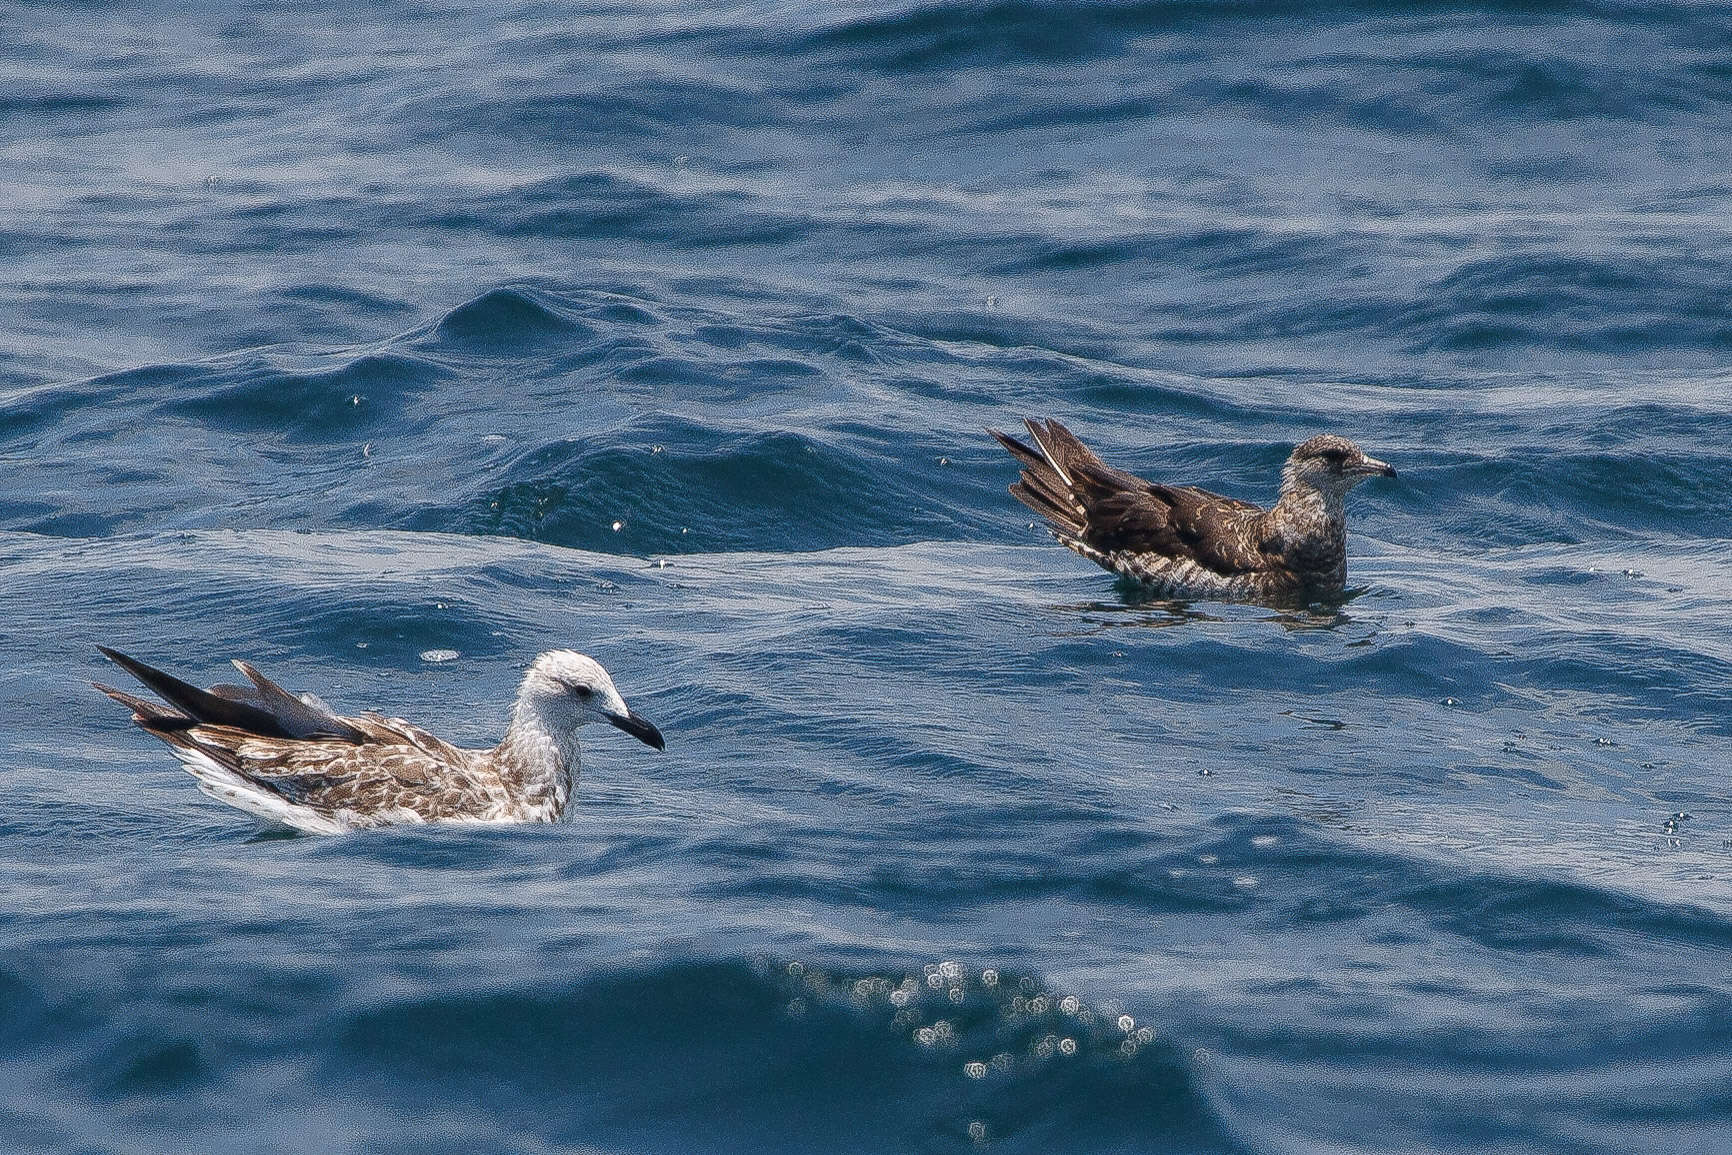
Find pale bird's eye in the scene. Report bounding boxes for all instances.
[570,685,594,699]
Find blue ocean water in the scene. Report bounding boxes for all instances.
[4,2,1732,1151]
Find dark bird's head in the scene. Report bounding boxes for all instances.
[519,650,665,751]
[1283,435,1396,499]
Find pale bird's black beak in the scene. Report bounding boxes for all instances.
[608,709,665,751]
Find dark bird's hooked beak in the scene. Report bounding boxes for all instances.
[608,709,666,751]
[1358,455,1397,480]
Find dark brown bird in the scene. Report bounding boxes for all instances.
[991,418,1395,604]
[94,647,664,833]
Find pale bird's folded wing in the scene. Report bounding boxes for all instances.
[205,659,370,743]
[175,722,496,820]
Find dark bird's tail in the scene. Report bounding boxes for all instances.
[990,418,1124,540]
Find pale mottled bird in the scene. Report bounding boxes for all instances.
[991,418,1396,604]
[94,647,664,833]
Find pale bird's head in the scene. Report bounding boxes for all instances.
[1283,434,1397,499]
[518,650,665,750]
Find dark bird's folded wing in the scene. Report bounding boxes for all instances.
[1109,482,1272,575]
[993,418,1275,578]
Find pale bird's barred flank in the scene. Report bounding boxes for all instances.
[991,419,1395,605]
[94,646,664,834]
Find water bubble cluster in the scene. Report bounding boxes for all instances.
[768,955,1165,1099]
